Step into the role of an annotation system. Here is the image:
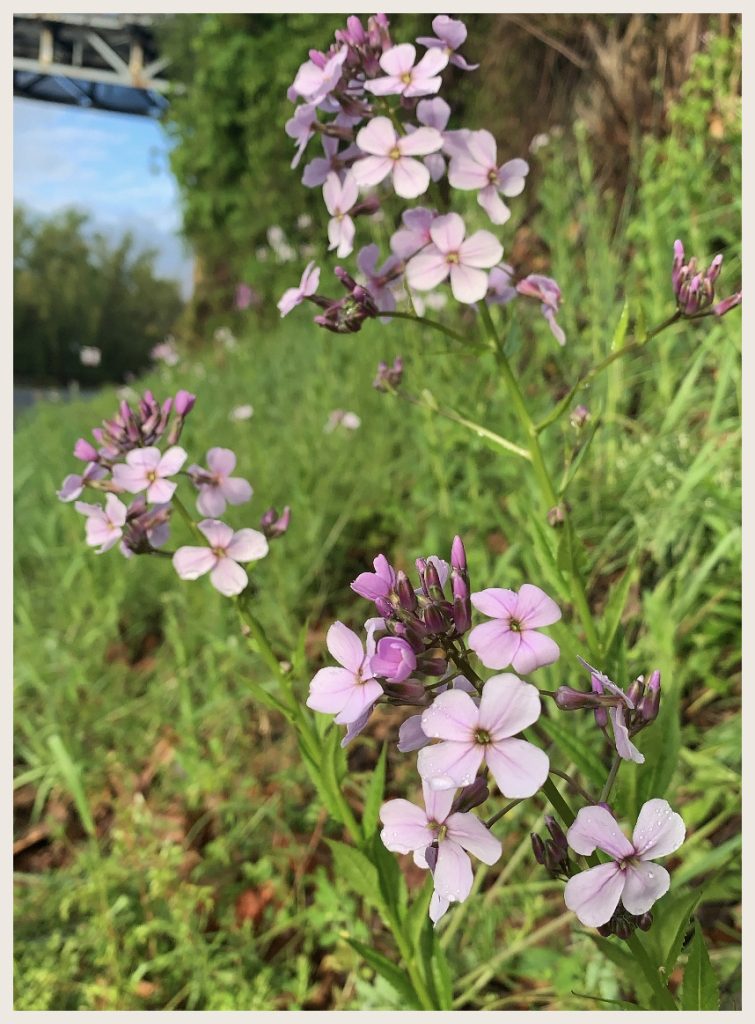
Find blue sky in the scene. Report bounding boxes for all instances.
[13,97,193,296]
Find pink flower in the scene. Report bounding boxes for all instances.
[416,15,479,72]
[278,261,320,316]
[323,171,359,257]
[57,461,107,502]
[235,283,255,310]
[380,782,501,923]
[111,445,187,503]
[188,447,253,517]
[306,621,383,725]
[448,130,529,225]
[516,274,566,346]
[172,519,268,597]
[364,43,448,98]
[417,674,549,797]
[302,134,360,187]
[291,46,348,105]
[468,584,561,673]
[284,103,318,169]
[371,636,416,682]
[351,553,396,602]
[75,493,128,553]
[357,244,402,312]
[390,207,437,259]
[415,98,451,180]
[564,801,686,927]
[352,117,443,200]
[398,676,477,753]
[406,212,503,304]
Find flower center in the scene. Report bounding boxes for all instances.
[428,819,447,841]
[446,251,460,265]
[488,168,498,184]
[509,618,522,632]
[146,470,157,483]
[401,71,412,85]
[389,146,401,160]
[211,546,227,558]
[474,729,491,745]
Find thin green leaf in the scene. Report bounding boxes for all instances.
[681,924,720,1010]
[48,734,95,837]
[362,744,387,839]
[345,937,420,1008]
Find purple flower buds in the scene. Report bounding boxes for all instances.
[74,438,99,462]
[260,506,291,540]
[639,670,661,723]
[395,571,418,612]
[626,676,645,707]
[451,777,489,814]
[531,833,547,866]
[672,240,740,317]
[371,636,417,683]
[175,390,196,417]
[451,535,467,574]
[713,291,742,317]
[569,405,590,429]
[555,686,604,710]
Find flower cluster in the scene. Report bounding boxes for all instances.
[307,534,683,931]
[672,240,741,318]
[279,13,566,340]
[57,389,290,597]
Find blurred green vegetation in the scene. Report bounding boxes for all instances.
[14,206,184,387]
[14,17,740,1012]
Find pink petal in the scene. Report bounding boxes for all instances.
[471,587,519,617]
[632,799,686,860]
[326,621,365,673]
[609,706,645,764]
[364,75,404,97]
[351,571,391,601]
[125,446,161,470]
[196,485,226,518]
[516,584,562,627]
[157,446,187,477]
[111,463,148,493]
[497,158,529,196]
[478,674,542,740]
[404,76,443,99]
[206,446,236,475]
[307,666,358,714]
[220,476,253,506]
[421,689,479,741]
[459,230,503,269]
[322,172,341,215]
[104,493,127,527]
[511,631,560,674]
[449,263,488,303]
[340,171,359,210]
[399,126,443,157]
[432,15,467,50]
[424,152,446,182]
[621,863,670,915]
[172,545,217,580]
[434,839,473,904]
[379,42,415,77]
[352,155,393,188]
[226,528,268,563]
[485,737,549,798]
[198,519,234,549]
[355,116,396,156]
[74,500,101,518]
[379,798,430,852]
[566,805,634,860]
[445,813,502,864]
[413,47,449,79]
[564,863,625,927]
[336,215,355,258]
[429,892,451,924]
[146,478,176,504]
[417,740,484,790]
[210,557,248,596]
[467,619,521,670]
[478,185,510,225]
[417,97,450,130]
[58,474,84,501]
[397,714,429,752]
[429,212,466,254]
[392,157,430,199]
[466,129,497,169]
[334,680,383,725]
[422,783,454,824]
[406,249,449,292]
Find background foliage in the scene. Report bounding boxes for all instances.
[14,14,741,1011]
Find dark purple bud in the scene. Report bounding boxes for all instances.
[705,254,723,284]
[395,571,417,612]
[597,922,614,938]
[453,595,472,634]
[417,653,448,676]
[422,604,448,635]
[424,844,438,872]
[174,390,196,417]
[74,438,98,462]
[626,676,645,708]
[639,670,661,723]
[424,562,445,602]
[334,266,359,293]
[531,833,547,866]
[260,506,291,539]
[637,911,653,932]
[451,778,489,814]
[415,558,429,595]
[544,815,568,857]
[451,535,467,573]
[614,918,633,941]
[383,680,428,705]
[555,686,602,710]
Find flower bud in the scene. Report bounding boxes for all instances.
[569,404,590,429]
[74,438,99,462]
[544,815,568,858]
[555,686,603,710]
[451,777,489,814]
[371,636,417,683]
[451,535,467,574]
[614,917,633,941]
[713,291,742,316]
[626,675,645,708]
[453,594,472,634]
[639,670,661,723]
[383,680,428,705]
[531,833,547,866]
[395,571,418,612]
[423,561,445,602]
[597,922,614,938]
[260,506,291,539]
[637,911,653,932]
[422,603,448,635]
[175,390,196,416]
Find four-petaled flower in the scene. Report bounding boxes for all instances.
[417,673,549,797]
[172,519,269,597]
[364,43,448,99]
[323,172,359,257]
[189,447,253,518]
[307,621,383,724]
[416,15,479,72]
[516,275,566,346]
[468,584,561,673]
[448,130,529,225]
[564,801,685,927]
[75,493,128,553]
[406,212,503,304]
[352,117,443,200]
[380,782,501,923]
[112,446,187,503]
[351,552,397,602]
[278,261,320,316]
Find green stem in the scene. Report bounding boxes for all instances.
[541,776,576,827]
[171,493,205,543]
[377,308,466,344]
[599,754,622,803]
[626,931,678,1010]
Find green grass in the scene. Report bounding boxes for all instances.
[13,83,741,1010]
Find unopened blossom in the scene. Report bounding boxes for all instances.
[672,240,741,317]
[352,117,443,200]
[172,519,268,597]
[112,446,187,504]
[188,447,253,517]
[418,673,549,797]
[416,15,479,71]
[75,493,128,553]
[564,801,685,927]
[57,461,107,502]
[307,621,383,725]
[448,130,529,225]
[278,261,320,316]
[371,636,416,682]
[364,43,448,98]
[380,782,501,923]
[230,404,254,422]
[259,505,291,540]
[390,207,436,260]
[80,346,102,367]
[323,172,359,257]
[406,212,503,304]
[468,583,561,673]
[516,274,566,346]
[120,498,171,557]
